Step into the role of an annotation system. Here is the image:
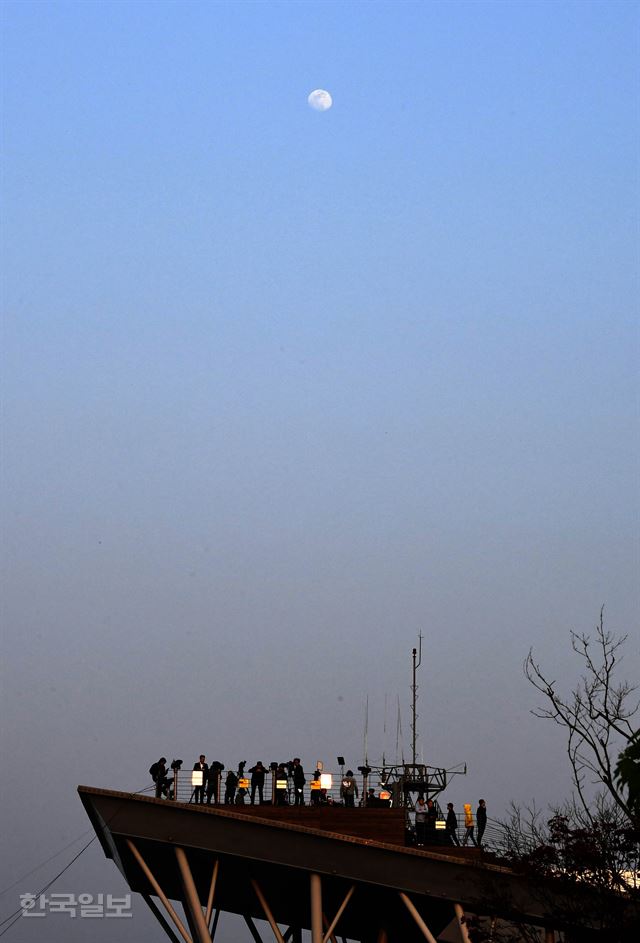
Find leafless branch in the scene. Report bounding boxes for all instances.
[524,607,638,826]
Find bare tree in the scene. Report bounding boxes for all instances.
[477,614,640,942]
[524,607,638,826]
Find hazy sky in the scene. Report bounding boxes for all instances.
[1,1,639,941]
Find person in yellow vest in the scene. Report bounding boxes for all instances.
[462,803,477,846]
[310,769,322,806]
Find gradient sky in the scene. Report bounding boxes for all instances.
[1,1,639,941]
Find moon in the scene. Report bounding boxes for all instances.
[308,89,332,112]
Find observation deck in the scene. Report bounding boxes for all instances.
[77,785,614,943]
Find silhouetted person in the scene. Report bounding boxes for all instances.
[235,786,247,805]
[206,761,223,805]
[340,770,359,808]
[477,799,487,846]
[366,787,377,807]
[462,803,477,846]
[415,797,427,846]
[291,758,306,806]
[275,764,288,805]
[193,754,208,804]
[150,758,172,799]
[224,769,238,805]
[249,761,266,805]
[446,803,460,845]
[426,799,437,841]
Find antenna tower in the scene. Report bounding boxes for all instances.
[410,634,422,767]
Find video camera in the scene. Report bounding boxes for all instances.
[170,759,183,771]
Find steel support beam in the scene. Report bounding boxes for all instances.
[244,915,266,943]
[209,908,220,940]
[310,873,323,943]
[322,914,338,943]
[250,879,286,943]
[399,892,439,943]
[126,839,192,943]
[322,885,355,943]
[175,846,213,943]
[82,785,632,935]
[142,892,183,943]
[454,902,472,943]
[205,859,219,926]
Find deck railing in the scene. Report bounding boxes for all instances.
[150,768,507,852]
[165,767,356,807]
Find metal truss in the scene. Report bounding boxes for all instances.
[363,763,467,810]
[125,838,545,943]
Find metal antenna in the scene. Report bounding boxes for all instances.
[363,694,369,767]
[410,634,423,767]
[395,694,403,765]
[382,693,388,768]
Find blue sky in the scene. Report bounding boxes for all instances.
[1,2,639,941]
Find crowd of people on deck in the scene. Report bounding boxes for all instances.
[148,755,362,807]
[148,755,488,847]
[413,796,487,847]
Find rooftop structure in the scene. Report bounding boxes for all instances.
[78,785,618,943]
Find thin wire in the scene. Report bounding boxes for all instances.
[0,782,156,900]
[0,829,95,898]
[0,837,96,936]
[0,782,154,938]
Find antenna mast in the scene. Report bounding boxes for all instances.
[363,694,369,766]
[411,634,423,767]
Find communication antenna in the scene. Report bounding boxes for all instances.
[395,694,404,765]
[363,694,369,767]
[411,634,423,767]
[382,693,388,768]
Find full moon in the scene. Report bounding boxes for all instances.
[307,89,332,111]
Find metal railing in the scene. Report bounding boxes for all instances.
[407,812,508,852]
[149,766,511,853]
[153,767,380,808]
[148,772,513,859]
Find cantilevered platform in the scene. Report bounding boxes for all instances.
[78,786,620,943]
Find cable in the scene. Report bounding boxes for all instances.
[0,837,96,936]
[0,783,155,899]
[0,829,95,898]
[0,782,154,938]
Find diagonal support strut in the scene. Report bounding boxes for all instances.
[126,839,193,943]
